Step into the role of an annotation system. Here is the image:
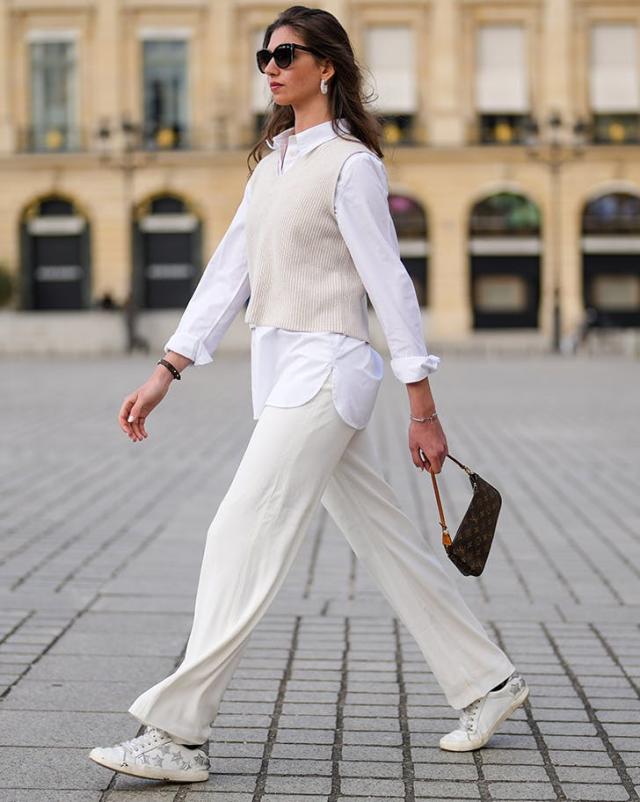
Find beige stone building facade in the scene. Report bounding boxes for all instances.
[1,0,639,349]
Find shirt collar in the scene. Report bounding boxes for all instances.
[267,117,351,157]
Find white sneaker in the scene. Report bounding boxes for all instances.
[88,725,210,782]
[439,672,529,751]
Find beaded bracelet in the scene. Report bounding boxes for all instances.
[157,358,182,381]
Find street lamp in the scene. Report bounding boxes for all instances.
[523,110,588,352]
[96,115,155,352]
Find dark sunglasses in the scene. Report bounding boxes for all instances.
[256,42,324,73]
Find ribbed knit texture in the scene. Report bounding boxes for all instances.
[244,135,373,341]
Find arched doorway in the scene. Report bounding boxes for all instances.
[581,192,640,327]
[388,194,429,306]
[20,195,90,310]
[133,194,202,309]
[468,191,541,328]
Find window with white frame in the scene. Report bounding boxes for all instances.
[589,23,640,144]
[474,24,529,144]
[28,32,78,152]
[590,23,639,111]
[364,25,417,143]
[140,32,189,149]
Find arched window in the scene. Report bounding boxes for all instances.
[582,192,640,234]
[468,192,541,328]
[470,192,540,236]
[20,194,90,309]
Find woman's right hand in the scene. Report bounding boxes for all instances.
[119,352,193,442]
[118,369,173,442]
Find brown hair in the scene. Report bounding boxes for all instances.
[247,5,384,175]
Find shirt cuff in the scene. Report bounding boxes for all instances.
[164,332,213,366]
[390,354,441,383]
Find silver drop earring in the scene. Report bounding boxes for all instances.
[320,78,328,95]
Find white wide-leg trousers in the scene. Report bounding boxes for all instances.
[128,372,514,745]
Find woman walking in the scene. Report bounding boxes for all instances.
[89,5,528,784]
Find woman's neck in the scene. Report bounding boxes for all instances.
[292,99,333,135]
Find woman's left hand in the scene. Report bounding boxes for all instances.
[409,418,448,474]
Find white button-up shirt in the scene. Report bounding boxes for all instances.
[164,118,440,429]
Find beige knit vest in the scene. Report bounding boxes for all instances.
[244,135,373,341]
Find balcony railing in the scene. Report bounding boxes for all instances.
[471,112,640,147]
[17,126,86,153]
[251,113,419,147]
[16,112,640,156]
[18,123,198,154]
[591,113,640,145]
[140,121,191,151]
[473,114,533,145]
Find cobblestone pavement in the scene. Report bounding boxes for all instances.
[0,353,638,802]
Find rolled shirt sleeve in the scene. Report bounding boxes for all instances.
[334,151,440,383]
[163,179,253,365]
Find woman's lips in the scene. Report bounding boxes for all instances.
[270,83,283,90]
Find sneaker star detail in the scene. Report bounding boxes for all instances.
[88,725,210,782]
[439,671,529,751]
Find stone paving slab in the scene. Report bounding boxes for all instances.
[0,678,152,711]
[0,354,639,801]
[0,793,104,802]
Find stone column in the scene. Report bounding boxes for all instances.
[541,0,580,339]
[542,0,571,119]
[92,0,128,304]
[93,0,121,130]
[559,172,585,338]
[0,0,13,154]
[429,198,472,340]
[209,0,234,149]
[428,0,464,146]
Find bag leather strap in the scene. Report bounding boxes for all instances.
[428,453,472,549]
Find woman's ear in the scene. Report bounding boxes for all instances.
[321,59,335,81]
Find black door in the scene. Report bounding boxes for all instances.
[471,255,540,329]
[142,230,196,309]
[31,233,85,309]
[21,198,90,310]
[135,196,201,309]
[583,253,640,327]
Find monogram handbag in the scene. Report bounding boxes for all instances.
[427,453,502,577]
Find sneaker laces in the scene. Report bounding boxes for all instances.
[119,726,166,754]
[459,697,482,733]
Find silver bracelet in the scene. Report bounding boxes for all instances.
[410,411,438,424]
